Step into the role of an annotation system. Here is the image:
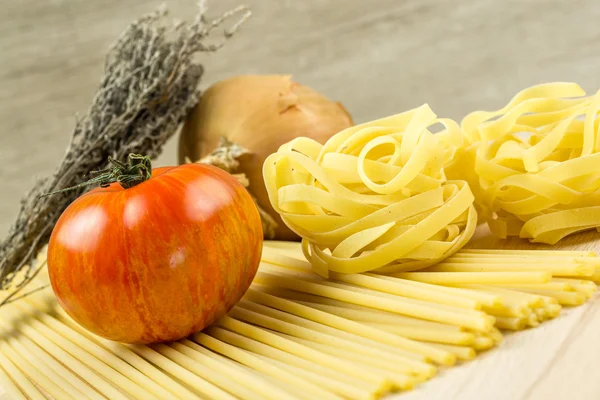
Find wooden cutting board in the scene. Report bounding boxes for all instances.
[1,226,599,400]
[398,225,600,400]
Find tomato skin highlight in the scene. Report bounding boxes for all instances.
[47,163,263,344]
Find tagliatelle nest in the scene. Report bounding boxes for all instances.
[263,105,477,277]
[0,1,251,300]
[447,82,600,244]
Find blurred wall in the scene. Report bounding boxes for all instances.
[1,0,599,235]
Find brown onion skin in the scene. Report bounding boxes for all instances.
[178,75,353,240]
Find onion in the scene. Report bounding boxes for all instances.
[178,75,353,240]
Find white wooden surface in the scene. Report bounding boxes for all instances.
[2,0,600,399]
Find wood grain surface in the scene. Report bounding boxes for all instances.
[2,0,600,399]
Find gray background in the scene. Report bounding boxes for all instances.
[1,0,599,236]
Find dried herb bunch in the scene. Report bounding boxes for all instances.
[0,1,251,300]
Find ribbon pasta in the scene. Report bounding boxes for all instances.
[449,82,600,244]
[263,105,477,277]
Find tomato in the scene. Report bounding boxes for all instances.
[47,163,263,344]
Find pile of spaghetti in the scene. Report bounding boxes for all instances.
[0,245,598,399]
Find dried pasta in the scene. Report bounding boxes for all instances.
[263,104,477,276]
[448,82,600,243]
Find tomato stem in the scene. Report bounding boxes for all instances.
[39,154,152,198]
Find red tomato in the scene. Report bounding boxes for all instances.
[47,163,263,344]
